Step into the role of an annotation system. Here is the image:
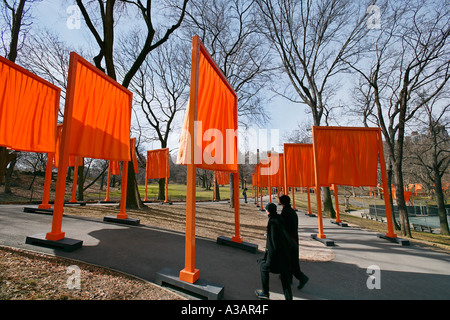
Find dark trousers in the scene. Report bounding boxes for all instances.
[260,263,292,300]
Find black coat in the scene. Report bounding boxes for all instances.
[280,205,302,277]
[261,214,296,274]
[281,205,299,245]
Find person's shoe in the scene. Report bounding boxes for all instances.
[255,289,270,300]
[298,274,309,290]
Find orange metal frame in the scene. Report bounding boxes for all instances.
[46,52,132,241]
[179,36,240,284]
[311,126,397,239]
[144,148,170,203]
[0,56,60,153]
[283,144,315,214]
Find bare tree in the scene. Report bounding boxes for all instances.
[126,35,190,200]
[0,0,41,190]
[182,0,275,127]
[345,0,449,236]
[409,96,449,235]
[75,0,189,209]
[255,0,373,216]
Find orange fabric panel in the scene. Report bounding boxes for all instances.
[130,138,138,174]
[215,171,230,185]
[65,52,132,162]
[404,191,412,202]
[268,153,284,187]
[313,127,380,187]
[256,162,270,188]
[54,125,83,168]
[284,144,315,187]
[146,148,170,180]
[110,160,121,175]
[177,43,238,172]
[0,56,60,153]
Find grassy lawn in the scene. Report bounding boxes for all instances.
[104,183,236,202]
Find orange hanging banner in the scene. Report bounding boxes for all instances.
[312,126,396,239]
[177,36,239,284]
[144,148,170,202]
[177,40,238,173]
[312,127,379,187]
[283,144,315,188]
[0,56,60,153]
[47,52,132,242]
[65,53,132,162]
[146,148,170,180]
[215,171,230,185]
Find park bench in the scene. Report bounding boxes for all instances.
[412,223,434,233]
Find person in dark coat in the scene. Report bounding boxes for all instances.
[255,203,293,300]
[279,195,309,290]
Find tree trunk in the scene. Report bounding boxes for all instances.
[215,180,221,201]
[323,187,336,218]
[434,167,450,235]
[157,177,165,201]
[394,160,411,237]
[125,161,145,209]
[77,164,84,201]
[387,157,401,230]
[230,173,235,208]
[4,155,17,194]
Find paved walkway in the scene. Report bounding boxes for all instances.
[0,203,449,300]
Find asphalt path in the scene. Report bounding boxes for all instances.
[0,203,449,300]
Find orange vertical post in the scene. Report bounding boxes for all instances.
[333,184,341,223]
[70,157,79,203]
[312,130,326,239]
[307,187,312,214]
[104,161,111,202]
[179,36,200,284]
[213,172,217,201]
[144,176,148,201]
[117,162,129,219]
[292,186,296,210]
[232,172,243,243]
[378,131,397,238]
[260,186,264,210]
[46,54,78,241]
[165,175,169,203]
[39,153,54,209]
[256,184,259,206]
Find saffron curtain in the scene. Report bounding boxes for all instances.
[65,52,132,162]
[284,144,315,187]
[146,148,170,180]
[215,171,230,185]
[0,56,60,153]
[177,48,238,172]
[312,127,380,187]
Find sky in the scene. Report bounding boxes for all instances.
[28,0,323,155]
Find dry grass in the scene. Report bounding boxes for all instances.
[0,245,184,300]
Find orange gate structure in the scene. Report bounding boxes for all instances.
[254,161,270,211]
[311,126,405,245]
[283,144,315,215]
[213,171,230,201]
[172,35,245,287]
[144,148,170,203]
[103,160,121,202]
[26,52,133,251]
[0,56,60,213]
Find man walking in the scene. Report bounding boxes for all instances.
[279,195,309,290]
[255,203,293,300]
